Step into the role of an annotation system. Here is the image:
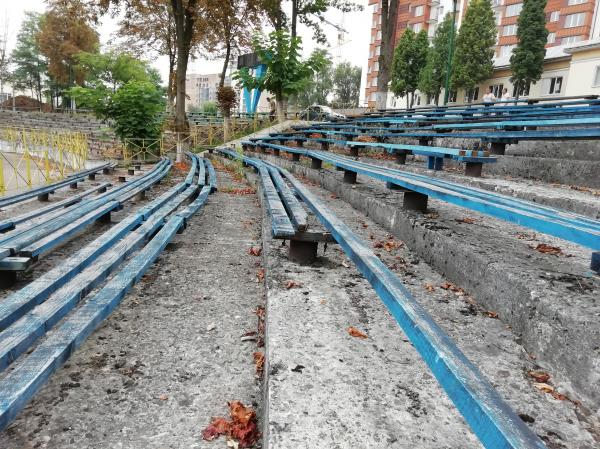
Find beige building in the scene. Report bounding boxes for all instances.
[185,73,227,111]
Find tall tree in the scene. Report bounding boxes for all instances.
[115,0,177,109]
[11,12,47,104]
[391,29,428,108]
[291,49,333,107]
[451,0,496,93]
[289,0,361,43]
[376,0,399,110]
[234,31,326,122]
[418,14,452,105]
[510,0,548,98]
[38,0,99,89]
[332,61,361,107]
[0,15,9,104]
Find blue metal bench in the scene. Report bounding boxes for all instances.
[241,142,600,270]
[228,153,551,449]
[0,162,115,210]
[0,156,215,430]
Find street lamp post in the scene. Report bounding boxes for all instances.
[443,0,458,105]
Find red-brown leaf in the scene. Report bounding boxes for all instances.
[202,417,230,441]
[347,326,368,339]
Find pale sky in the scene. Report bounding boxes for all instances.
[2,0,371,103]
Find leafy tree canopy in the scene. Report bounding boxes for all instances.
[418,14,453,103]
[11,11,47,101]
[390,29,428,105]
[451,0,496,90]
[332,61,361,107]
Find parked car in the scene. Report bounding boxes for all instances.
[299,105,346,121]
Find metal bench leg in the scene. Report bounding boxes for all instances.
[320,141,329,151]
[403,191,428,212]
[419,139,431,147]
[336,166,344,171]
[296,140,304,147]
[102,167,111,174]
[99,211,112,223]
[37,193,49,202]
[376,136,387,143]
[465,162,483,177]
[289,240,318,264]
[490,142,506,155]
[88,173,96,181]
[133,164,141,170]
[0,272,17,288]
[273,148,280,156]
[292,153,301,161]
[70,182,78,189]
[311,158,322,169]
[128,168,135,175]
[208,148,214,154]
[591,252,600,274]
[428,157,444,170]
[343,170,357,184]
[118,176,127,183]
[98,185,107,193]
[135,190,146,201]
[347,146,359,157]
[395,152,407,164]
[386,182,404,190]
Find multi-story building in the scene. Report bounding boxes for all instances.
[185,73,228,111]
[364,0,600,107]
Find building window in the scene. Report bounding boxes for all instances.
[500,44,516,57]
[512,82,530,97]
[542,76,563,95]
[489,84,504,98]
[503,24,517,36]
[492,0,503,6]
[593,66,600,86]
[412,22,423,32]
[374,61,379,71]
[372,77,378,87]
[562,35,583,44]
[550,11,560,22]
[495,11,502,25]
[376,45,381,56]
[465,87,479,102]
[414,5,424,16]
[505,3,522,17]
[567,0,586,5]
[376,30,382,40]
[414,94,421,106]
[565,13,586,28]
[547,32,556,44]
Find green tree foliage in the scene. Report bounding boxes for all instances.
[418,14,453,105]
[390,29,429,107]
[69,51,164,141]
[234,31,326,121]
[291,49,333,108]
[451,0,496,91]
[10,12,47,103]
[332,61,361,107]
[510,0,548,97]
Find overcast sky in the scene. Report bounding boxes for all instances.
[3,0,371,101]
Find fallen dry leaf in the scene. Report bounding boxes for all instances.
[528,370,550,383]
[158,394,169,401]
[256,269,265,282]
[347,326,368,339]
[424,212,439,219]
[253,352,264,378]
[341,261,350,268]
[355,135,378,143]
[202,402,260,448]
[361,222,369,228]
[319,299,326,305]
[455,217,477,224]
[285,280,301,289]
[532,243,562,256]
[485,311,499,319]
[383,240,403,252]
[202,417,230,441]
[248,246,262,257]
[373,240,384,249]
[424,283,435,293]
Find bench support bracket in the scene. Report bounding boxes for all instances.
[343,170,357,184]
[465,162,483,177]
[37,193,49,202]
[427,156,444,171]
[347,146,359,157]
[311,158,322,169]
[289,240,318,264]
[592,252,600,274]
[292,153,301,162]
[395,152,407,165]
[320,141,330,151]
[273,148,280,156]
[490,142,506,155]
[403,191,428,212]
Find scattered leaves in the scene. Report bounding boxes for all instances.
[424,212,439,219]
[485,311,499,319]
[355,135,378,143]
[533,383,569,401]
[256,269,265,282]
[347,326,368,339]
[221,187,256,195]
[309,133,323,139]
[383,239,403,252]
[330,194,338,199]
[373,240,384,249]
[285,280,301,289]
[253,352,264,378]
[531,243,562,256]
[455,217,477,224]
[528,370,550,383]
[516,232,536,240]
[248,246,262,257]
[424,283,435,293]
[202,402,260,447]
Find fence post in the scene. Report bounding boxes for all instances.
[176,133,183,163]
[0,157,4,194]
[25,149,32,187]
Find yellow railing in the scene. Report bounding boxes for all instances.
[0,127,89,196]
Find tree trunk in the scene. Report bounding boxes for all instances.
[276,94,285,123]
[291,0,298,38]
[219,40,231,88]
[171,0,198,132]
[375,0,399,110]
